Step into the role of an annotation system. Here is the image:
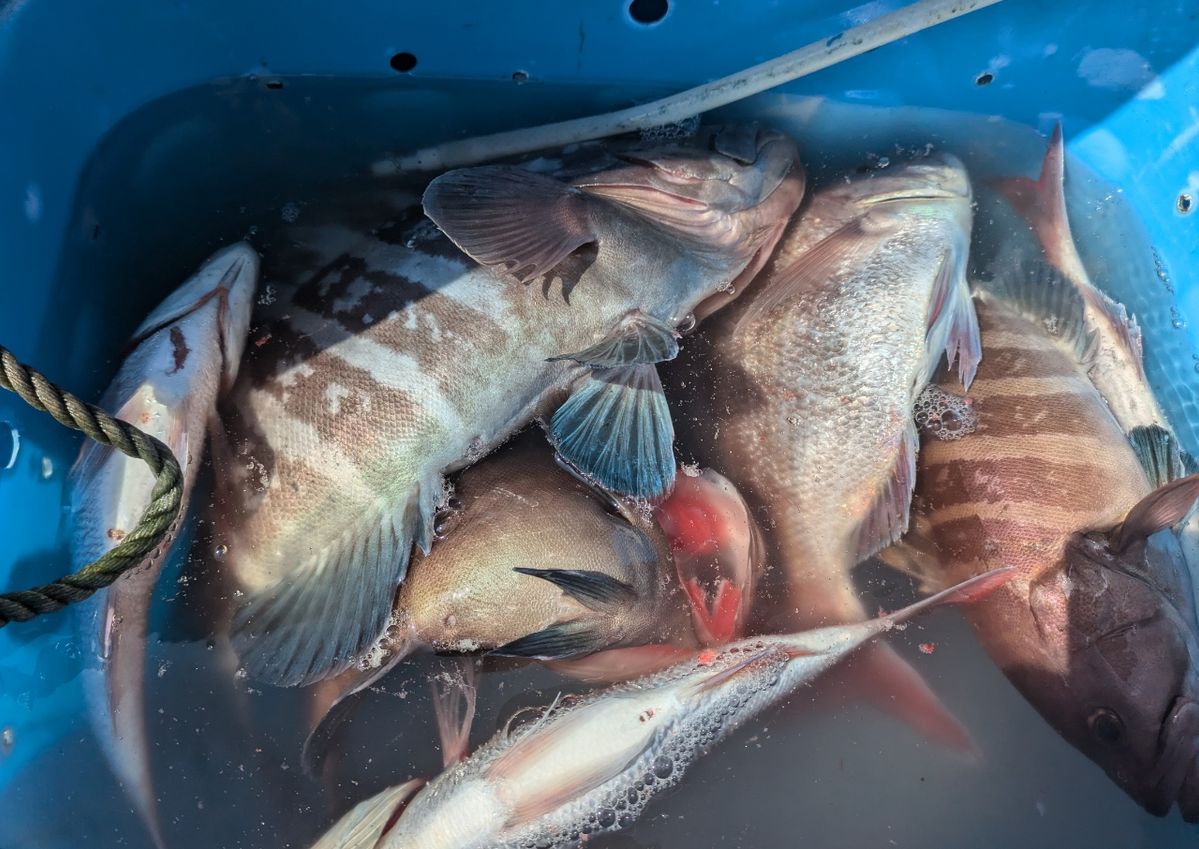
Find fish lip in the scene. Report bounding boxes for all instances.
[1145,697,1199,817]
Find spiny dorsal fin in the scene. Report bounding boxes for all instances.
[977,253,1095,366]
[991,124,1145,375]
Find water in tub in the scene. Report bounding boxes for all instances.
[0,77,1196,848]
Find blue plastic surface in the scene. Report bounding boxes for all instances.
[0,0,1196,801]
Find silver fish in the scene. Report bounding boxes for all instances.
[217,125,805,687]
[308,569,1012,849]
[70,243,258,849]
[667,153,980,750]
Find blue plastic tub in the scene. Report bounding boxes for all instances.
[0,2,1196,847]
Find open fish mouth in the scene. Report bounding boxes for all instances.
[1147,697,1199,820]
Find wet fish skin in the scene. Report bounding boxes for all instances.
[902,291,1199,821]
[303,433,696,761]
[70,243,259,849]
[666,154,979,750]
[992,125,1185,485]
[219,125,805,688]
[308,570,1011,849]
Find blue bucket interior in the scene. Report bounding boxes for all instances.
[0,0,1197,844]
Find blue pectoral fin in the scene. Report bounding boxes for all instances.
[549,312,679,367]
[231,489,433,687]
[549,363,676,502]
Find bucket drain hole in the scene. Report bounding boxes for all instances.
[390,52,418,73]
[629,0,669,25]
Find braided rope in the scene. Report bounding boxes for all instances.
[0,345,182,625]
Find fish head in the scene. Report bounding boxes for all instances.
[827,152,972,212]
[578,124,804,264]
[654,467,765,645]
[1022,525,1199,821]
[128,242,259,392]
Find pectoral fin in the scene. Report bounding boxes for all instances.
[1112,472,1199,552]
[550,364,676,501]
[232,482,438,687]
[513,567,637,613]
[422,166,598,283]
[549,311,679,367]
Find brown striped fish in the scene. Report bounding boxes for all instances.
[667,153,981,751]
[215,125,805,687]
[888,284,1199,821]
[993,124,1187,485]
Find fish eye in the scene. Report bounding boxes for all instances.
[1088,708,1126,745]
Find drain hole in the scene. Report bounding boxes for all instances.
[975,72,994,86]
[264,79,284,90]
[1179,193,1193,214]
[390,52,418,73]
[629,0,668,25]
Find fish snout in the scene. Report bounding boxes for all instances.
[1148,697,1199,819]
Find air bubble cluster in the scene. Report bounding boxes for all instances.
[914,385,977,441]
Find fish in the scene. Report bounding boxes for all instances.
[69,243,259,849]
[302,432,696,769]
[216,124,805,687]
[992,124,1188,485]
[883,283,1199,821]
[653,466,764,645]
[306,569,1013,849]
[666,153,981,750]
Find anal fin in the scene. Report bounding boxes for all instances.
[925,247,981,390]
[232,486,435,687]
[550,363,676,501]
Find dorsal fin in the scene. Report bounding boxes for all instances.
[991,124,1145,374]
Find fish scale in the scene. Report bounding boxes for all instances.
[214,127,805,687]
[893,285,1199,820]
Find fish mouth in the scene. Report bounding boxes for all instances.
[1146,697,1199,820]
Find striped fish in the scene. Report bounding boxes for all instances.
[215,126,805,687]
[992,124,1188,485]
[666,153,982,752]
[890,288,1199,821]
